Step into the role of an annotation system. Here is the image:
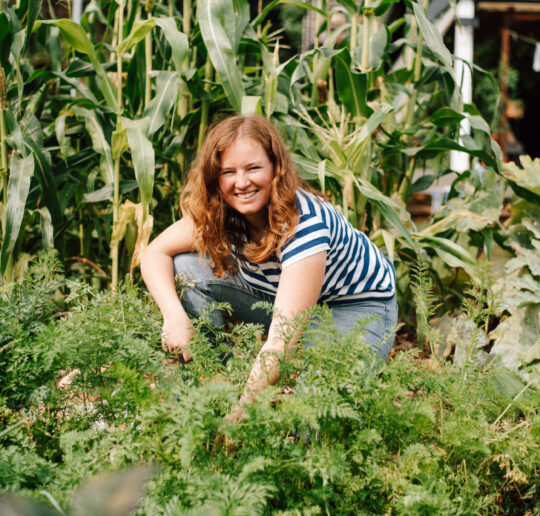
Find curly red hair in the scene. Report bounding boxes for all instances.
[181,115,316,277]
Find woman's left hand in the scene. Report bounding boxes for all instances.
[226,405,246,424]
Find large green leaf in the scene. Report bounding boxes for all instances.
[505,239,540,277]
[73,106,114,185]
[117,18,156,55]
[11,30,25,104]
[154,18,189,74]
[198,0,246,112]
[122,117,155,214]
[354,103,393,145]
[23,0,42,54]
[241,96,262,115]
[495,274,540,311]
[415,234,476,266]
[502,156,540,196]
[228,0,250,53]
[143,72,180,137]
[32,207,54,249]
[489,305,540,387]
[334,50,372,118]
[22,139,62,227]
[429,107,465,128]
[352,176,417,248]
[5,110,63,227]
[43,19,117,110]
[412,2,453,76]
[0,154,34,275]
[253,0,326,28]
[45,19,97,58]
[0,12,12,70]
[336,0,359,13]
[411,137,498,169]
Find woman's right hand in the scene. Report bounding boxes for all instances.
[161,316,194,362]
[140,216,198,363]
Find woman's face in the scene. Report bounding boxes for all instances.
[218,135,274,231]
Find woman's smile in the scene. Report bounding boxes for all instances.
[236,191,257,199]
[218,136,274,231]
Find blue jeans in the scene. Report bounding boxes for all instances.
[173,253,398,360]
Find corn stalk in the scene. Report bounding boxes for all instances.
[197,58,213,153]
[0,65,9,280]
[111,0,125,290]
[398,0,429,201]
[0,66,7,203]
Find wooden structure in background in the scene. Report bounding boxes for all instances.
[477,1,540,161]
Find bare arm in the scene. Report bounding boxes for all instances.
[140,217,197,361]
[237,251,327,407]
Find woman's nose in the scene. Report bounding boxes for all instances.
[235,170,251,189]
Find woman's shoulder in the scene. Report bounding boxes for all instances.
[295,188,328,214]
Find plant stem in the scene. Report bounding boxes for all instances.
[311,0,323,103]
[111,0,125,290]
[0,63,9,283]
[144,0,153,108]
[0,64,6,170]
[493,379,534,427]
[350,10,357,59]
[360,12,369,71]
[145,31,152,107]
[398,0,429,202]
[257,0,263,37]
[182,0,191,38]
[176,0,192,177]
[197,58,212,153]
[398,156,416,201]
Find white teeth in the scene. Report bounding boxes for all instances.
[236,191,256,199]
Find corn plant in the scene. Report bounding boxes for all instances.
[0,0,515,327]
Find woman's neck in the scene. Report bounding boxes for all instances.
[244,212,268,243]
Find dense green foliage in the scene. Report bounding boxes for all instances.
[0,0,501,295]
[2,1,540,512]
[1,252,539,514]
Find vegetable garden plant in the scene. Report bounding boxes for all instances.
[0,0,539,513]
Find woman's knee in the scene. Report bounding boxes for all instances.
[173,253,214,284]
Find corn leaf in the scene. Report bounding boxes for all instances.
[122,117,155,215]
[334,50,372,118]
[73,106,114,185]
[412,2,453,76]
[44,19,117,110]
[117,18,156,55]
[198,0,245,112]
[154,18,189,74]
[0,155,34,275]
[143,72,180,137]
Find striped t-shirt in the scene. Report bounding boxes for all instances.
[236,190,396,305]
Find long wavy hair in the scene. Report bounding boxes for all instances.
[181,115,315,277]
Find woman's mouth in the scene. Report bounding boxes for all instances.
[235,191,257,199]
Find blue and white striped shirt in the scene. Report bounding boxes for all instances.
[237,190,396,305]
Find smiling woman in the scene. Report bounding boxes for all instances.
[140,115,398,418]
[218,137,274,236]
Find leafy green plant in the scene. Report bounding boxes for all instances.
[1,254,539,514]
[0,0,504,299]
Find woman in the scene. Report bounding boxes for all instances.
[140,115,397,414]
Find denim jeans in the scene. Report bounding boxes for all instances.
[173,253,398,360]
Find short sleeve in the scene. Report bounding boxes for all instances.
[280,213,331,269]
